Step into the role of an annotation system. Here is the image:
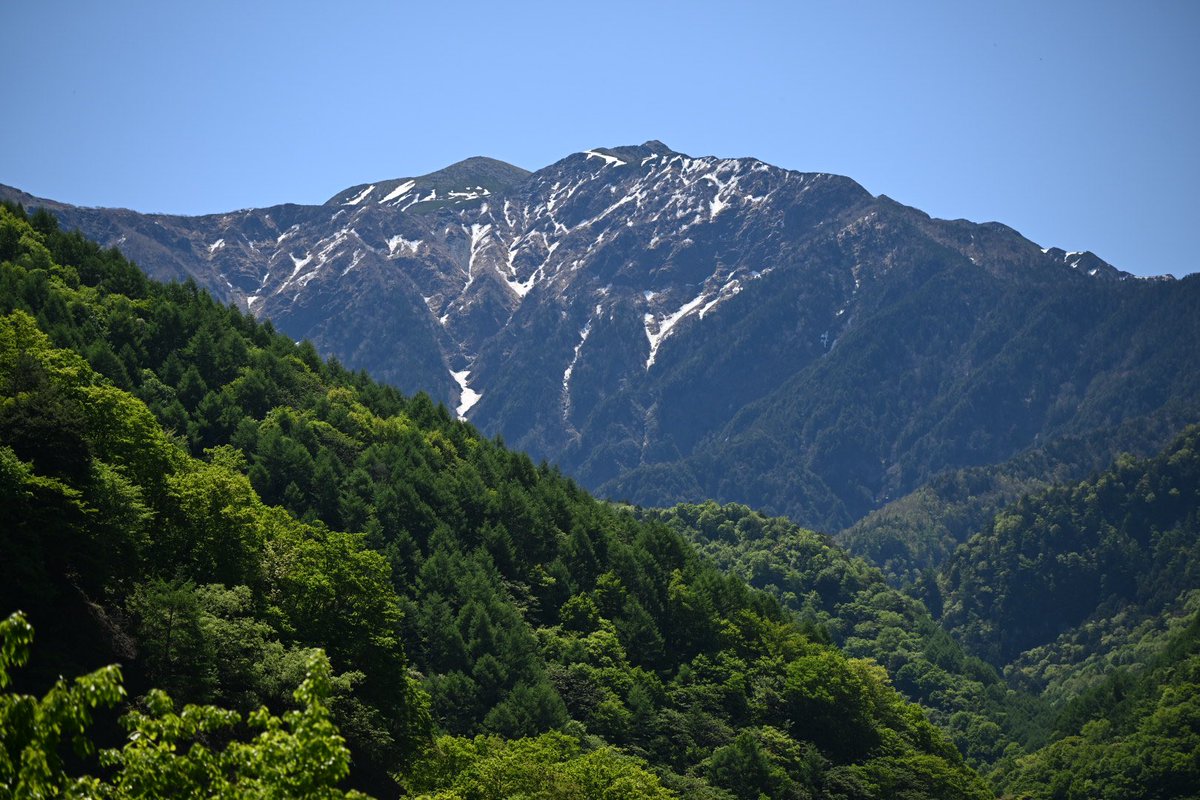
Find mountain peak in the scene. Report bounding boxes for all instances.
[324,156,530,210]
[640,139,674,153]
[424,156,530,184]
[571,141,682,168]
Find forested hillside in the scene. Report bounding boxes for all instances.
[837,414,1193,587]
[992,609,1200,799]
[933,426,1200,796]
[0,202,989,797]
[644,503,1052,767]
[940,426,1200,668]
[639,435,1200,796]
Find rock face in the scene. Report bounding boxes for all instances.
[5,141,1199,529]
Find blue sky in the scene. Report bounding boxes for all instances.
[2,1,1196,277]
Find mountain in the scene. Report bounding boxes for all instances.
[0,156,533,403]
[4,142,1198,533]
[1,203,991,798]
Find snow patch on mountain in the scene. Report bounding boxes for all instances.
[506,270,539,298]
[563,317,594,392]
[585,150,627,168]
[464,223,493,290]
[387,235,422,256]
[288,252,313,275]
[341,248,367,276]
[561,305,602,421]
[450,369,482,419]
[381,180,417,204]
[449,187,491,201]
[342,185,375,206]
[699,280,743,319]
[645,292,708,369]
[579,193,637,229]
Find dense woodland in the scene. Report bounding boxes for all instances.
[645,503,1051,767]
[3,202,1198,798]
[992,609,1200,799]
[940,426,1200,668]
[938,426,1200,797]
[0,204,989,797]
[646,480,1200,797]
[837,415,1196,589]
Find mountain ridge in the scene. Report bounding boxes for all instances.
[2,141,1195,532]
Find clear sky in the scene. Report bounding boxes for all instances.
[3,1,1196,277]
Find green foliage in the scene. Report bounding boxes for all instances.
[649,501,1050,765]
[836,417,1192,588]
[0,205,429,793]
[915,427,1200,792]
[94,655,367,799]
[704,728,820,800]
[941,425,1200,667]
[0,612,126,798]
[992,612,1200,799]
[0,611,368,799]
[403,731,675,799]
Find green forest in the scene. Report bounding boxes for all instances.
[646,480,1200,797]
[644,502,1051,766]
[3,201,1198,799]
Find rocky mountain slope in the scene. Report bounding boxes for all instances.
[4,141,1198,530]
